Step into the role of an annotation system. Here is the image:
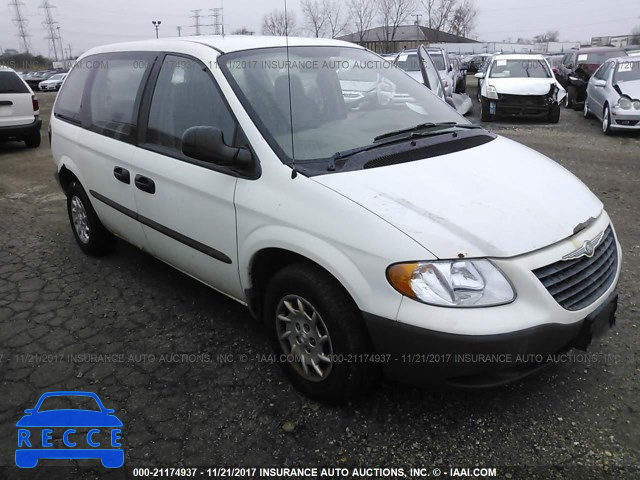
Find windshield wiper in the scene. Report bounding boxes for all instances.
[327,123,483,171]
[373,122,482,142]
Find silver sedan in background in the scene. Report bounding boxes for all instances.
[584,56,640,134]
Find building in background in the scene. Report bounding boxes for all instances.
[591,35,640,47]
[338,25,478,54]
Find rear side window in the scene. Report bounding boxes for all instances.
[54,63,93,123]
[87,54,153,141]
[0,71,29,94]
[145,55,236,154]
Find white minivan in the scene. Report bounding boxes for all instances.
[51,36,620,403]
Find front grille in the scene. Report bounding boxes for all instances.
[498,94,548,106]
[533,226,618,311]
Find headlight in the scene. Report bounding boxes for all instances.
[616,97,632,110]
[387,259,515,307]
[486,85,499,99]
[633,100,640,110]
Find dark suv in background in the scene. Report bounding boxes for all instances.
[556,47,626,108]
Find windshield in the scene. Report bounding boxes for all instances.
[427,51,446,70]
[395,52,419,72]
[220,46,463,162]
[613,60,640,82]
[49,74,65,81]
[38,395,101,412]
[489,59,551,78]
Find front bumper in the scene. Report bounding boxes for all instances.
[490,93,558,117]
[364,213,620,387]
[0,117,42,140]
[611,109,640,130]
[364,291,617,387]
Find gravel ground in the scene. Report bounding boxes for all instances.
[0,80,639,480]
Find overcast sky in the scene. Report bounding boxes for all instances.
[1,0,639,57]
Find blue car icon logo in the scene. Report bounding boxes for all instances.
[16,391,124,468]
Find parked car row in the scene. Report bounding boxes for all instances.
[22,70,68,91]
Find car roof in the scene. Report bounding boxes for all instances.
[492,54,546,61]
[576,46,626,53]
[614,55,640,62]
[84,35,362,57]
[0,66,18,74]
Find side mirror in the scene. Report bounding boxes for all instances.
[182,126,254,171]
[474,72,485,79]
[24,409,34,414]
[105,409,116,414]
[592,79,607,88]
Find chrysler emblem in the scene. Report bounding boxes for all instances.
[562,231,604,261]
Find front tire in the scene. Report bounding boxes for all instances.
[66,180,116,256]
[264,262,376,404]
[548,104,561,123]
[566,85,577,109]
[583,98,592,119]
[480,97,494,122]
[602,104,613,135]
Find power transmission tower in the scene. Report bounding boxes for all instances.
[9,0,31,54]
[39,0,60,61]
[209,8,224,35]
[190,9,202,36]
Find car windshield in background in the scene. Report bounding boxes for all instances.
[0,71,29,94]
[48,74,66,81]
[614,60,640,82]
[395,53,419,72]
[489,59,551,78]
[428,52,446,70]
[220,46,463,163]
[578,51,625,64]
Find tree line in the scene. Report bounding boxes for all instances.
[260,0,478,41]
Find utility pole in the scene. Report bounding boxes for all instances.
[56,25,64,60]
[209,8,224,35]
[67,43,71,59]
[39,0,60,61]
[413,14,422,48]
[190,9,202,36]
[152,20,162,38]
[177,26,182,37]
[9,0,31,54]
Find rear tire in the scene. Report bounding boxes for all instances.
[66,180,116,256]
[264,262,376,404]
[25,131,41,148]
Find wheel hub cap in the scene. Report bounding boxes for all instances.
[275,295,333,382]
[71,196,90,244]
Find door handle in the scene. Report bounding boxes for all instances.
[113,167,130,184]
[135,175,156,194]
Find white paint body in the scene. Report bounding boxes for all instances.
[50,36,620,341]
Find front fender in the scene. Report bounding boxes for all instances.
[239,226,403,321]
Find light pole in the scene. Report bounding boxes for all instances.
[413,14,422,48]
[152,20,162,39]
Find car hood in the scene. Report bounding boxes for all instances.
[314,135,603,259]
[16,410,123,427]
[616,80,640,99]
[486,77,556,95]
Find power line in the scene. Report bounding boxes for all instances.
[9,0,31,54]
[190,9,202,36]
[39,0,60,61]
